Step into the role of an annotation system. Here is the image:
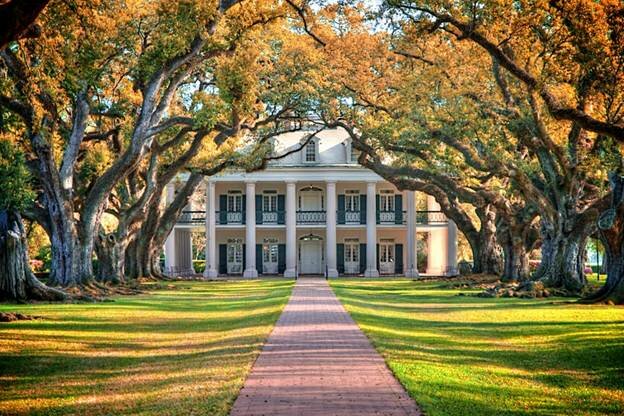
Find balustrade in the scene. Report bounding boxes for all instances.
[178,209,448,225]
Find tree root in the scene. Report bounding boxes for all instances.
[0,312,43,322]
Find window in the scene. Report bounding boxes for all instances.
[262,238,279,263]
[345,190,360,212]
[263,192,277,212]
[380,190,394,212]
[227,192,242,212]
[305,141,316,162]
[351,147,360,163]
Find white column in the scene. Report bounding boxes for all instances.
[426,194,448,275]
[284,181,297,277]
[447,220,459,276]
[244,181,258,277]
[365,181,379,277]
[405,190,419,278]
[203,179,218,278]
[326,181,338,277]
[164,183,176,275]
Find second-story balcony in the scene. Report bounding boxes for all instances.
[177,209,449,226]
[296,210,326,225]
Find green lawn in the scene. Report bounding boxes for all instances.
[330,279,624,416]
[0,280,293,416]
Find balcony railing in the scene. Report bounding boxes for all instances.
[345,211,360,223]
[416,211,447,224]
[226,211,244,224]
[178,211,205,224]
[177,210,448,225]
[296,210,326,224]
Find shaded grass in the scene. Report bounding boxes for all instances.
[330,279,624,416]
[0,280,293,416]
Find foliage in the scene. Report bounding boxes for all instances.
[0,140,34,212]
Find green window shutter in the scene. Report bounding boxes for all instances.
[242,244,246,271]
[359,244,367,273]
[395,194,403,224]
[218,244,227,274]
[337,244,345,274]
[376,195,380,224]
[242,196,246,224]
[376,243,380,270]
[219,195,227,224]
[277,195,285,224]
[360,195,367,224]
[256,244,263,274]
[395,244,403,274]
[278,244,286,273]
[255,195,263,224]
[337,195,345,224]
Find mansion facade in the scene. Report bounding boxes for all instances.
[164,128,458,278]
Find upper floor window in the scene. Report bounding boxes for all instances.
[305,141,316,162]
[227,191,243,212]
[263,191,277,212]
[350,147,360,163]
[345,190,360,212]
[380,190,395,212]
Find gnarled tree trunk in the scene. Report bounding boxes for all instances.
[472,205,503,275]
[534,221,588,292]
[95,232,125,284]
[585,174,624,304]
[0,210,67,301]
[497,222,530,282]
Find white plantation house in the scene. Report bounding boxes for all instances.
[164,127,458,278]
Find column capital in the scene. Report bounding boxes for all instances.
[285,180,297,185]
[245,179,257,185]
[325,180,337,185]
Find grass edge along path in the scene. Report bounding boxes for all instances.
[330,278,624,416]
[0,279,293,416]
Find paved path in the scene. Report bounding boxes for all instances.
[230,278,421,416]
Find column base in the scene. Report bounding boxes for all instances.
[283,268,296,278]
[426,267,445,276]
[243,269,258,278]
[364,269,380,278]
[327,268,339,278]
[405,269,419,278]
[203,269,218,278]
[445,268,459,277]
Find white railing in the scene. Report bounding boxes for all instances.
[227,212,243,224]
[296,210,326,224]
[379,211,396,223]
[345,211,360,223]
[262,212,278,224]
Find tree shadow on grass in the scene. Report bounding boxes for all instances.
[0,280,294,416]
[331,280,624,416]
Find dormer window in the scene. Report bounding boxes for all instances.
[351,147,360,163]
[305,141,317,162]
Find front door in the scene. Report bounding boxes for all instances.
[379,240,395,274]
[263,241,279,274]
[227,240,243,274]
[300,239,322,274]
[344,240,360,274]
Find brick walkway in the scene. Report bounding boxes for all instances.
[230,278,421,416]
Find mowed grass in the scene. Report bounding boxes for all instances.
[0,280,293,416]
[330,279,624,416]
